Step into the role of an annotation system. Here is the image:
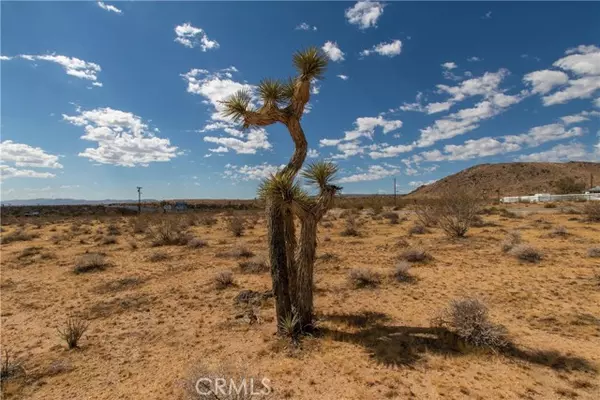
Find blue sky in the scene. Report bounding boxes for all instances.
[1,1,599,201]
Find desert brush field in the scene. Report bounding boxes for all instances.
[1,202,599,399]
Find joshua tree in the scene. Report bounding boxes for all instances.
[221,48,340,335]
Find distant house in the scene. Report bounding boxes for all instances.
[174,202,188,211]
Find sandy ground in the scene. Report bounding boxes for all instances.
[1,205,599,399]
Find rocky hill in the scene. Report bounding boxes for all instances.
[407,162,600,198]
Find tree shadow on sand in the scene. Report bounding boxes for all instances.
[319,311,597,373]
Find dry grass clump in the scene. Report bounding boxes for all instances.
[74,253,109,274]
[214,271,235,290]
[408,223,427,235]
[500,230,522,253]
[187,238,208,248]
[583,202,600,222]
[392,261,415,283]
[130,217,149,234]
[1,348,25,382]
[400,247,433,263]
[95,277,144,294]
[381,211,400,224]
[1,229,38,244]
[238,257,269,273]
[340,215,361,237]
[320,221,334,228]
[199,215,218,227]
[18,246,43,259]
[149,219,191,246]
[148,251,170,262]
[510,244,543,263]
[432,298,508,349]
[107,223,121,236]
[434,189,482,237]
[102,235,118,245]
[413,202,438,227]
[227,216,245,237]
[57,317,89,349]
[587,247,600,258]
[549,225,569,237]
[348,268,381,288]
[217,245,255,259]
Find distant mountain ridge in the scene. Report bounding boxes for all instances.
[406,161,600,198]
[0,198,156,206]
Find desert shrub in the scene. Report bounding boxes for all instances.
[1,348,25,382]
[1,230,38,244]
[587,247,600,258]
[148,251,170,262]
[413,202,438,227]
[432,298,508,348]
[321,221,334,228]
[199,215,218,227]
[555,177,586,194]
[130,217,149,234]
[102,235,118,245]
[74,253,109,274]
[500,230,522,253]
[550,225,568,237]
[318,252,338,262]
[583,202,600,222]
[400,247,432,263]
[95,277,144,294]
[214,271,235,289]
[187,238,208,248]
[499,208,521,219]
[434,189,482,238]
[107,223,120,236]
[149,219,191,246]
[239,257,268,274]
[217,245,254,259]
[348,268,381,288]
[408,223,427,235]
[510,244,543,263]
[57,317,89,349]
[227,216,245,237]
[381,211,400,224]
[544,203,557,209]
[340,215,361,237]
[18,246,42,259]
[392,262,414,283]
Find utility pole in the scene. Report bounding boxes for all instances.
[137,186,142,215]
[393,177,397,207]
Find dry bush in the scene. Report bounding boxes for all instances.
[348,268,381,288]
[102,235,118,245]
[340,215,361,237]
[500,230,522,253]
[74,253,109,274]
[408,223,427,235]
[432,298,508,348]
[320,221,334,228]
[18,246,42,259]
[510,244,543,263]
[433,189,482,238]
[400,247,432,263]
[544,202,557,209]
[214,271,235,290]
[392,261,414,283]
[318,252,339,262]
[1,230,38,244]
[107,223,121,236]
[583,202,600,222]
[149,218,191,246]
[413,202,438,227]
[218,245,255,259]
[188,238,208,249]
[550,225,569,237]
[130,217,149,234]
[57,317,89,349]
[381,211,400,224]
[227,217,245,237]
[95,277,143,294]
[587,247,600,258]
[499,208,521,219]
[1,348,25,382]
[199,215,218,227]
[239,257,268,274]
[148,251,170,262]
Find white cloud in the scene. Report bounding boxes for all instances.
[409,180,436,187]
[0,55,12,61]
[224,163,283,181]
[541,76,600,106]
[554,45,600,76]
[322,41,345,62]
[467,56,481,62]
[516,142,594,162]
[337,74,349,80]
[295,22,317,31]
[369,143,415,159]
[345,1,385,30]
[1,140,63,169]
[62,107,179,166]
[174,22,219,51]
[18,54,102,84]
[595,98,600,108]
[523,70,569,94]
[482,11,492,19]
[204,128,271,154]
[338,164,399,183]
[0,165,56,180]
[360,39,402,58]
[442,62,457,70]
[307,149,320,158]
[97,2,122,14]
[560,110,600,125]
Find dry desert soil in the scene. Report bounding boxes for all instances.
[1,204,599,399]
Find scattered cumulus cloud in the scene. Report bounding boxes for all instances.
[345,1,385,30]
[338,164,399,183]
[174,22,219,51]
[224,163,283,181]
[516,142,596,162]
[322,41,345,62]
[337,74,349,80]
[295,22,317,31]
[307,149,320,158]
[12,54,102,85]
[442,62,457,70]
[360,39,402,58]
[97,2,122,14]
[0,140,62,181]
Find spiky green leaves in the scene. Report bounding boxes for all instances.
[259,172,309,210]
[258,79,285,105]
[301,162,338,189]
[293,47,328,81]
[220,89,253,122]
